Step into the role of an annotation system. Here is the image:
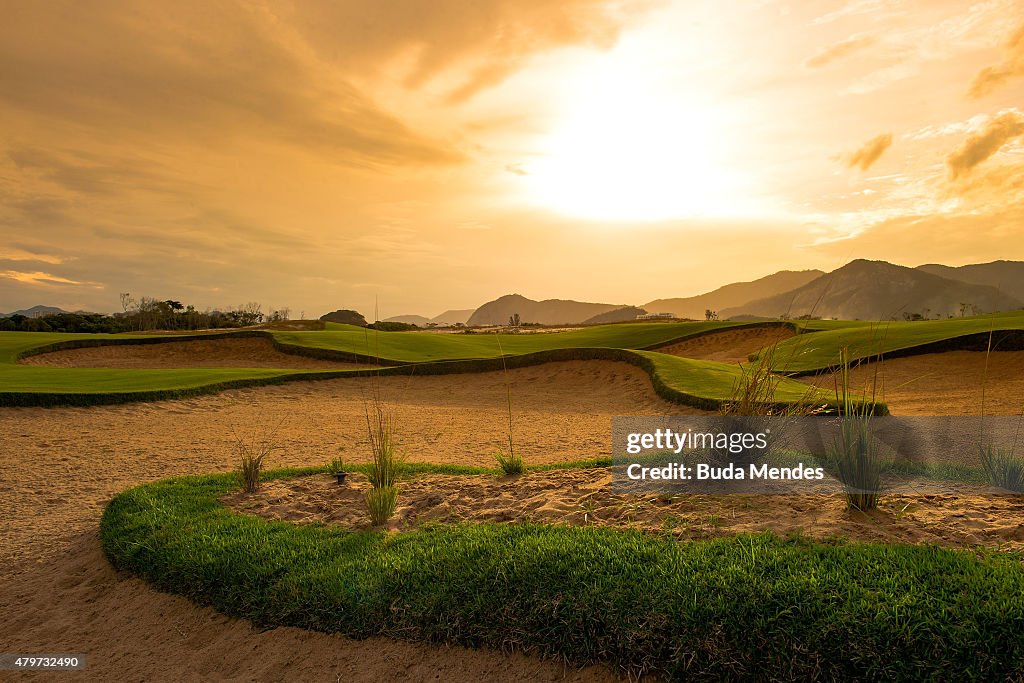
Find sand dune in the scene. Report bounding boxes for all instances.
[20,336,362,369]
[655,326,794,363]
[799,350,1024,415]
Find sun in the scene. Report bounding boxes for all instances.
[520,68,743,222]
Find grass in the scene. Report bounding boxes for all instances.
[365,486,399,526]
[979,445,1024,492]
[826,349,882,511]
[0,325,827,411]
[772,311,1024,374]
[102,468,1024,681]
[233,427,277,493]
[6,312,1023,408]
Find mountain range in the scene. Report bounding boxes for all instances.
[396,259,1024,326]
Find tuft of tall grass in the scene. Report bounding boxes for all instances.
[828,348,882,510]
[326,455,345,475]
[364,486,399,526]
[979,445,1024,492]
[494,334,524,475]
[365,402,404,488]
[720,342,824,417]
[232,428,277,493]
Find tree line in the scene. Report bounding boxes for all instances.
[0,294,291,333]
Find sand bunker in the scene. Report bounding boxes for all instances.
[0,360,700,680]
[799,350,1024,415]
[226,469,1024,551]
[655,326,794,363]
[19,336,364,370]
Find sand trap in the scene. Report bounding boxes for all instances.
[0,360,698,680]
[226,469,1024,551]
[19,336,364,369]
[0,534,613,682]
[655,326,794,363]
[799,351,1024,415]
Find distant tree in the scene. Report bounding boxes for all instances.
[509,313,521,328]
[319,309,368,326]
[705,309,718,321]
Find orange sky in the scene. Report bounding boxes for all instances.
[1,0,1022,317]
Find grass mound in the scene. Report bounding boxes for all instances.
[102,469,1024,681]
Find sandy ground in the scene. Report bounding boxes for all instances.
[0,360,694,681]
[655,326,794,363]
[799,350,1024,415]
[226,469,1024,550]
[19,336,363,370]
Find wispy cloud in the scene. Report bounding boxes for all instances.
[0,248,66,265]
[804,34,877,68]
[844,133,893,171]
[968,23,1024,98]
[0,270,102,287]
[947,110,1024,179]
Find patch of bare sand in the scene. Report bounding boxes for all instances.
[655,326,794,363]
[226,469,1024,551]
[19,336,363,369]
[0,360,695,681]
[798,350,1024,415]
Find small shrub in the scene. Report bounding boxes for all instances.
[326,455,345,475]
[980,445,1024,492]
[365,486,399,525]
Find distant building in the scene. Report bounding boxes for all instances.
[635,312,676,320]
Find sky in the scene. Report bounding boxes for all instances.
[1,0,1023,318]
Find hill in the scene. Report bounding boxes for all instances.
[917,261,1024,302]
[466,294,622,326]
[382,314,431,326]
[643,270,824,319]
[430,309,474,326]
[582,306,648,325]
[720,260,1023,320]
[0,305,72,318]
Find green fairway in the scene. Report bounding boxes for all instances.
[102,467,1024,681]
[7,312,1018,406]
[0,322,816,407]
[771,311,1024,374]
[282,320,751,361]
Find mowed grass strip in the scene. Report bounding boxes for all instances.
[772,311,1024,374]
[0,325,819,408]
[103,469,1024,682]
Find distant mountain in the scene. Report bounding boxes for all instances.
[0,305,71,318]
[917,261,1024,302]
[383,309,475,326]
[720,260,1023,320]
[466,294,622,326]
[643,270,824,319]
[430,309,474,326]
[582,306,648,325]
[383,314,431,326]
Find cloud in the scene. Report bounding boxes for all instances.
[844,133,893,171]
[804,34,877,68]
[946,111,1024,179]
[280,0,660,102]
[0,248,66,265]
[968,23,1024,98]
[0,270,101,287]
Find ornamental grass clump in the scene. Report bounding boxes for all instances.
[828,348,882,511]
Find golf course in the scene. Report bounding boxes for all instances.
[4,313,1024,679]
